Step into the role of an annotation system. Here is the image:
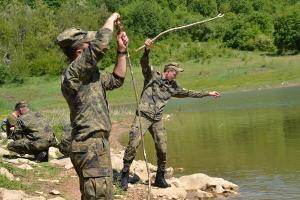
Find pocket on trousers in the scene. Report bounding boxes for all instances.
[71,139,110,178]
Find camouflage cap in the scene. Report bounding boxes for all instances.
[15,101,28,110]
[164,62,184,72]
[56,27,97,49]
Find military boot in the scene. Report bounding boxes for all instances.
[154,167,171,188]
[121,166,130,191]
[35,151,48,162]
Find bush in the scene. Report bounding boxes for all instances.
[274,10,300,53]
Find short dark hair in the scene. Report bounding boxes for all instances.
[15,101,28,111]
[62,42,86,62]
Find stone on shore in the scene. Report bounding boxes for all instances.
[0,147,10,156]
[0,188,45,200]
[0,168,15,181]
[50,157,73,169]
[149,173,238,199]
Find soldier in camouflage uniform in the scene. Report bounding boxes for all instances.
[57,12,128,200]
[7,109,57,162]
[121,39,221,190]
[5,101,29,140]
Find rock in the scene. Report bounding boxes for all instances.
[35,191,44,195]
[38,179,60,184]
[0,188,45,200]
[0,188,28,200]
[186,189,213,199]
[0,167,14,181]
[48,197,66,200]
[0,132,7,140]
[151,184,187,199]
[23,197,46,200]
[178,173,239,196]
[50,157,73,169]
[0,147,10,156]
[16,164,33,170]
[48,147,62,160]
[4,158,37,166]
[114,194,124,199]
[49,190,60,195]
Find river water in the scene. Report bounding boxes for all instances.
[126,86,300,199]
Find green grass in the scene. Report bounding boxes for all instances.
[0,176,30,191]
[0,48,299,121]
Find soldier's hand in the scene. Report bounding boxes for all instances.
[109,12,120,23]
[209,91,221,98]
[117,31,128,52]
[144,38,153,50]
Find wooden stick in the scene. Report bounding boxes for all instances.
[135,13,224,52]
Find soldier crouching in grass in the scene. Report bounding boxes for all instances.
[57,12,128,200]
[121,39,221,190]
[7,102,57,162]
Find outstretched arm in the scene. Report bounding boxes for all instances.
[173,86,221,98]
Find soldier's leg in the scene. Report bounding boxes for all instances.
[7,138,32,155]
[121,115,152,190]
[149,119,170,188]
[70,136,113,200]
[123,115,153,167]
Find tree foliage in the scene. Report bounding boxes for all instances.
[274,6,300,52]
[0,0,298,84]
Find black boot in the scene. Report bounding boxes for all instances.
[35,151,48,162]
[154,167,171,188]
[121,166,130,191]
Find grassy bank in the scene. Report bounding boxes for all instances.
[0,50,299,120]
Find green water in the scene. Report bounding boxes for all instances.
[124,86,300,199]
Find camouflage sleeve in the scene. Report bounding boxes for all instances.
[172,85,210,98]
[100,72,124,90]
[84,28,113,65]
[140,48,154,82]
[61,28,113,92]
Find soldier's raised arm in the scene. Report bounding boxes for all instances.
[140,39,154,82]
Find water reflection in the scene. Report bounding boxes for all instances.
[130,86,300,199]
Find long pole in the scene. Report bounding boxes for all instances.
[135,13,224,52]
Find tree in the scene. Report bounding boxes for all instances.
[274,10,300,52]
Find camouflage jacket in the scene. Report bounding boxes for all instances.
[139,49,210,121]
[6,114,20,139]
[18,111,54,141]
[61,28,124,141]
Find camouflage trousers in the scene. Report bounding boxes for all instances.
[7,137,54,155]
[123,115,167,169]
[70,136,113,200]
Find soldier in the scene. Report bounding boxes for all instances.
[57,12,128,200]
[121,39,221,190]
[5,101,29,140]
[7,109,57,162]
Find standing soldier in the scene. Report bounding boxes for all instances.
[121,39,221,190]
[57,12,128,199]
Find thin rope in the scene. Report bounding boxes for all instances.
[117,21,152,200]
